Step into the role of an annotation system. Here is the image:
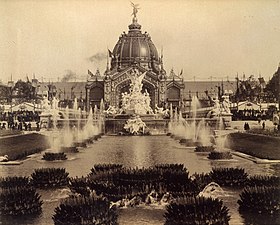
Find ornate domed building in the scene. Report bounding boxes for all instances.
[85,7,184,111]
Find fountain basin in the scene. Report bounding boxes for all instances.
[60,146,79,153]
[179,139,200,147]
[42,152,67,161]
[195,146,215,152]
[208,151,233,160]
[73,142,87,148]
[105,118,168,135]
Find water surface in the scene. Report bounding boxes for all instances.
[0,135,278,225]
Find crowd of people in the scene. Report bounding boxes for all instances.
[232,109,267,121]
[0,110,40,131]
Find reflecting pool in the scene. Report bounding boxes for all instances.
[0,135,279,225]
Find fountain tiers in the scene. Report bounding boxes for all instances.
[105,117,170,135]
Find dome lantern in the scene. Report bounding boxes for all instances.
[110,3,160,74]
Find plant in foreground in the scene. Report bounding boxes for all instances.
[0,187,42,216]
[31,168,69,188]
[210,167,248,187]
[53,195,118,225]
[238,186,280,215]
[164,196,230,225]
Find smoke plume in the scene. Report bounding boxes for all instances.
[61,70,76,82]
[88,52,107,62]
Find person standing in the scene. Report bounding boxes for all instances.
[262,121,265,130]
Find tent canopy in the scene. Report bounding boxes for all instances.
[238,101,260,111]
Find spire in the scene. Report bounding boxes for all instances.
[160,46,164,70]
[106,46,109,72]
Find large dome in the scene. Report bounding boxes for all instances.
[111,17,160,73]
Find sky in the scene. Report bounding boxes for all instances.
[0,0,280,83]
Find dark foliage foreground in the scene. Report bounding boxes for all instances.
[238,186,280,215]
[164,196,230,225]
[70,164,200,202]
[0,187,42,216]
[53,195,118,225]
[31,168,69,188]
[0,176,30,189]
[209,167,248,187]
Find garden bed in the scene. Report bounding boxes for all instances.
[0,133,50,160]
[226,132,280,160]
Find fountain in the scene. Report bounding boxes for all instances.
[169,96,213,146]
[40,95,103,157]
[123,115,148,135]
[120,69,153,115]
[168,95,233,155]
[105,68,169,135]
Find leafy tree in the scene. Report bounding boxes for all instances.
[265,69,279,102]
[0,85,12,103]
[12,80,36,103]
[234,75,262,102]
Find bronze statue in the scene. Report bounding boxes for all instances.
[131,2,140,18]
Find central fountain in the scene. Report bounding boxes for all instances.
[120,69,153,115]
[105,68,169,135]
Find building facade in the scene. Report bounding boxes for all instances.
[85,12,184,111]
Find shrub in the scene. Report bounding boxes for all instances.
[209,168,248,187]
[164,196,230,225]
[0,187,42,216]
[238,186,280,215]
[0,176,30,189]
[31,168,69,188]
[191,173,213,191]
[246,175,280,187]
[69,177,91,196]
[52,195,118,225]
[208,151,233,160]
[195,145,215,152]
[86,164,199,202]
[42,152,67,161]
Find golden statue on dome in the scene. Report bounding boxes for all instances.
[131,2,140,19]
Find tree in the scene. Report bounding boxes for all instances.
[234,75,262,102]
[265,70,279,102]
[12,80,36,103]
[0,84,12,103]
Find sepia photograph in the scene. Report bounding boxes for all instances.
[0,0,280,224]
